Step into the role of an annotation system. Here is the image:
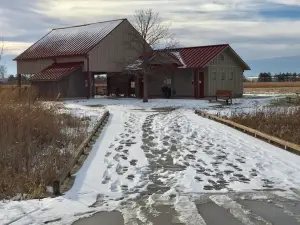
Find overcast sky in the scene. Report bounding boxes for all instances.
[1,0,300,74]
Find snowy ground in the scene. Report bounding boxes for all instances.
[61,103,106,132]
[1,98,300,225]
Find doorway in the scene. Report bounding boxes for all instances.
[139,77,144,98]
[194,70,204,98]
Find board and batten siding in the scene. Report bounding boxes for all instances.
[206,48,244,97]
[17,59,54,74]
[173,69,194,97]
[56,56,87,71]
[17,56,87,74]
[88,20,148,73]
[148,68,196,97]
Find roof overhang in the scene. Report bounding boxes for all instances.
[30,62,83,82]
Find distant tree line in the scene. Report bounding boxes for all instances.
[5,74,30,84]
[258,72,300,82]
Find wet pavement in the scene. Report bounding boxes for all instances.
[73,108,300,225]
[73,192,300,225]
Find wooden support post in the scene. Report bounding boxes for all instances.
[17,74,21,98]
[53,180,60,196]
[17,74,21,87]
[88,72,92,99]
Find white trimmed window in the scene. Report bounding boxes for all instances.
[131,81,135,88]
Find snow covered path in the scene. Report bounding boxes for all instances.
[2,98,300,225]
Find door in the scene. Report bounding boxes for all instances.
[139,77,144,98]
[199,71,204,98]
[194,70,205,98]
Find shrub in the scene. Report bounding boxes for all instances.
[226,107,300,145]
[0,88,88,199]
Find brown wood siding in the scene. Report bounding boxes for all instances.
[58,69,87,98]
[173,68,195,97]
[147,68,199,98]
[88,20,148,73]
[206,48,244,97]
[56,56,87,71]
[207,67,243,97]
[148,74,165,97]
[207,48,241,67]
[17,56,87,74]
[32,68,86,98]
[17,59,54,74]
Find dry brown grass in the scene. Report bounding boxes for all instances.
[0,88,88,199]
[244,87,300,94]
[244,82,300,88]
[227,108,300,146]
[244,82,300,94]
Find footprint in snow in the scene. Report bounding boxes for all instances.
[102,171,111,184]
[130,159,138,166]
[105,151,112,157]
[110,180,120,192]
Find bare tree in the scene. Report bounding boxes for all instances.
[131,9,178,102]
[0,38,6,79]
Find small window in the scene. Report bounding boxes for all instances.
[220,54,225,61]
[229,72,234,80]
[164,77,172,84]
[131,81,135,88]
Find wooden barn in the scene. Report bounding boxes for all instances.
[14,19,147,99]
[109,44,251,98]
[14,18,250,99]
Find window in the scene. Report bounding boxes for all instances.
[164,77,172,84]
[220,54,225,61]
[131,81,135,88]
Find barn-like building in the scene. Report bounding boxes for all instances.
[14,19,147,99]
[15,18,250,99]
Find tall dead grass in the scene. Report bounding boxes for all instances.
[0,88,88,199]
[244,82,300,88]
[228,107,300,145]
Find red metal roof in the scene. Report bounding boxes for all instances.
[15,19,125,60]
[170,44,229,68]
[30,62,82,81]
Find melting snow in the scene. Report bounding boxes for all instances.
[2,97,300,224]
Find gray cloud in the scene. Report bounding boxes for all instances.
[1,0,300,74]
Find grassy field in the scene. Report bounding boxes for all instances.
[0,88,88,199]
[244,82,300,94]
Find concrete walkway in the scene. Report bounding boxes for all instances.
[73,192,300,225]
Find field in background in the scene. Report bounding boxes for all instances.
[244,82,300,94]
[0,88,89,199]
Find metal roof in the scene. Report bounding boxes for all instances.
[170,44,229,68]
[125,51,182,71]
[15,19,125,60]
[30,62,82,81]
[169,44,250,70]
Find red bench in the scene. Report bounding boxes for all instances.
[216,90,232,105]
